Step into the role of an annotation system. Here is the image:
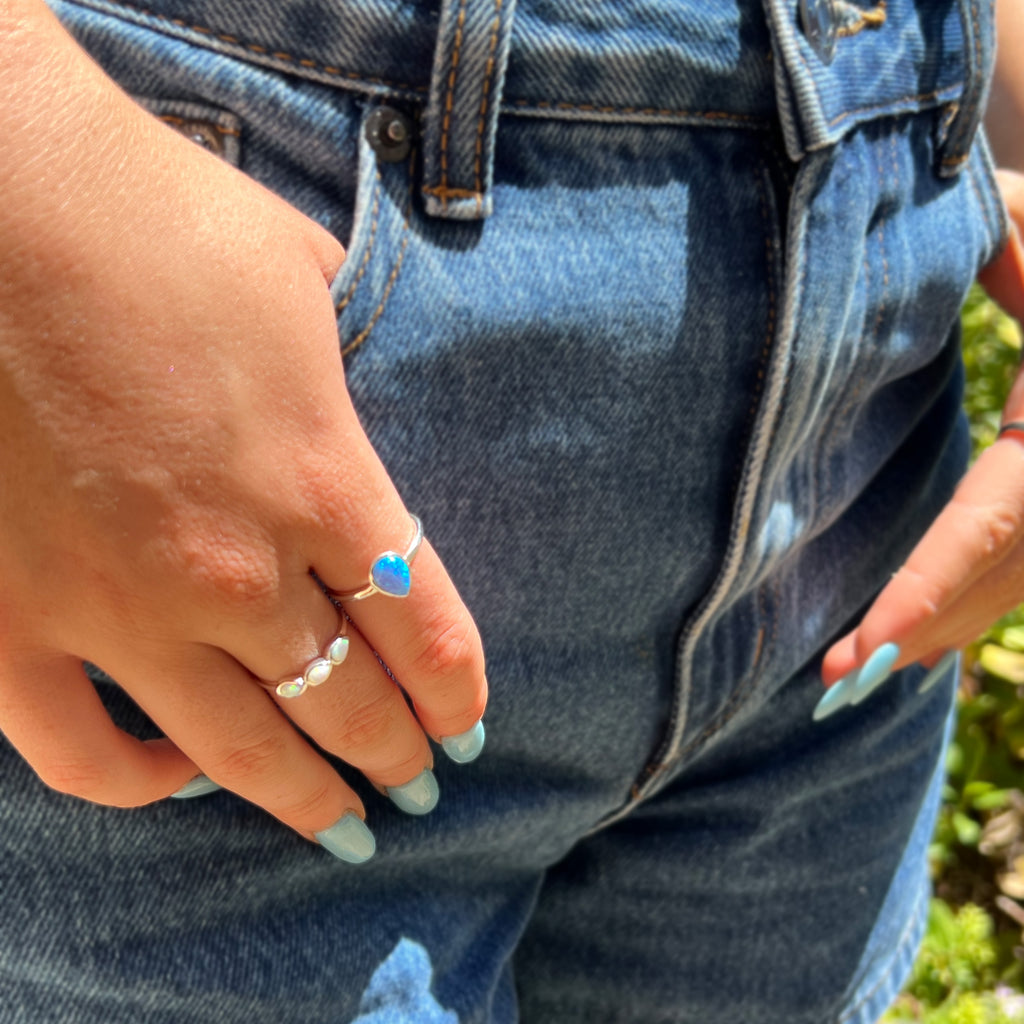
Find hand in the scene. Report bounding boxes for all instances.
[0,2,486,860]
[819,170,1024,706]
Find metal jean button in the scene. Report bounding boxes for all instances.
[365,106,413,163]
[799,0,838,63]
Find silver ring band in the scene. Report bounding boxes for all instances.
[328,514,423,601]
[270,622,350,699]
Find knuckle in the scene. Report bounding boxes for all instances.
[408,613,484,684]
[174,535,282,614]
[892,565,943,618]
[36,755,120,804]
[273,780,337,828]
[977,503,1022,561]
[951,496,1022,565]
[334,692,402,753]
[207,728,289,784]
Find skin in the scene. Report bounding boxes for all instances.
[1,0,1020,831]
[822,0,1024,687]
[0,0,486,841]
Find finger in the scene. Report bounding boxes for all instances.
[275,620,436,804]
[823,438,1024,680]
[109,643,368,840]
[0,651,198,805]
[891,539,1024,658]
[313,513,487,745]
[822,435,1024,683]
[197,554,437,800]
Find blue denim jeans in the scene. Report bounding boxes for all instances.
[5,0,1007,1021]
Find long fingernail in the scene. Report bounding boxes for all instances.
[171,775,221,799]
[813,676,857,721]
[315,812,376,864]
[849,642,901,705]
[441,720,485,764]
[386,769,439,815]
[919,650,958,694]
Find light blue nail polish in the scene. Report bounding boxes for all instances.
[386,769,439,815]
[441,720,485,764]
[812,675,857,722]
[849,642,901,705]
[315,812,376,864]
[170,775,221,799]
[919,651,959,694]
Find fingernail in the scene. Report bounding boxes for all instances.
[386,769,439,815]
[919,650,958,694]
[813,676,857,722]
[315,812,376,864]
[170,775,221,799]
[849,642,901,705]
[441,720,485,764]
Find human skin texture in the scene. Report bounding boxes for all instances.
[0,0,486,846]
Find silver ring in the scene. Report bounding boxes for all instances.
[328,514,423,601]
[269,622,350,699]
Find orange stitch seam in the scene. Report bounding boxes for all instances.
[104,0,429,94]
[836,0,887,38]
[473,0,503,204]
[156,114,240,136]
[342,164,415,358]
[422,185,484,199]
[825,84,963,129]
[336,170,383,314]
[435,0,470,208]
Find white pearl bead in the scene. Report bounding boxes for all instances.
[276,678,306,698]
[304,658,333,687]
[327,636,350,665]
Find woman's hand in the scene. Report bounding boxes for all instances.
[820,170,1024,705]
[0,0,486,859]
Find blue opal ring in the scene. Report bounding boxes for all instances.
[328,514,423,602]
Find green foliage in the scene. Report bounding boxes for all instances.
[882,288,1024,1022]
[884,902,1024,1023]
[961,284,1022,459]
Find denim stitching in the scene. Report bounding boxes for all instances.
[83,1,780,126]
[102,0,429,94]
[507,99,767,124]
[433,0,470,210]
[155,114,240,137]
[335,169,383,314]
[627,156,783,798]
[963,147,1005,263]
[825,85,964,131]
[471,0,504,208]
[666,159,783,762]
[341,159,415,357]
[941,0,983,167]
[838,889,929,1022]
[422,185,483,200]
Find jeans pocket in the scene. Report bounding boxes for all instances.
[134,97,242,165]
[51,0,365,251]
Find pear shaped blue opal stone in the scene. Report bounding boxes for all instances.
[371,553,411,597]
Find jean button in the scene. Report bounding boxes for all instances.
[365,106,413,163]
[799,0,838,63]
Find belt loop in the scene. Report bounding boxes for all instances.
[421,0,517,220]
[935,0,995,179]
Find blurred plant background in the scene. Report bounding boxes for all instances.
[883,287,1024,1023]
